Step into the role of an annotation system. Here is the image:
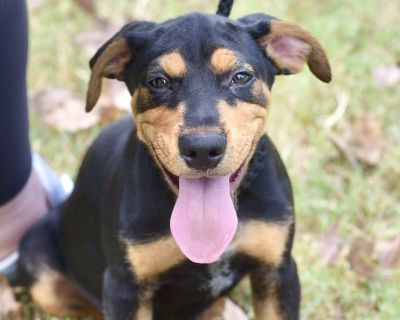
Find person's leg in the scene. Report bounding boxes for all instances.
[0,0,50,262]
[0,0,31,205]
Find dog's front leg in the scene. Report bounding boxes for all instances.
[250,257,300,320]
[102,268,154,320]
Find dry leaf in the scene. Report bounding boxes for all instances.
[98,80,131,112]
[333,305,346,320]
[0,275,20,319]
[318,222,344,266]
[31,88,100,132]
[326,129,357,165]
[376,236,400,269]
[74,23,119,56]
[351,115,384,166]
[326,115,384,166]
[27,0,45,11]
[373,65,400,90]
[74,0,97,17]
[347,238,376,278]
[94,80,131,124]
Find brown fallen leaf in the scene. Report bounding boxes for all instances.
[98,80,131,112]
[27,0,45,11]
[376,236,400,269]
[347,238,376,278]
[351,115,384,166]
[94,80,131,124]
[326,128,357,165]
[74,23,120,56]
[326,115,384,166]
[373,65,400,90]
[74,0,97,18]
[318,221,344,266]
[333,306,346,320]
[31,88,100,132]
[0,275,20,319]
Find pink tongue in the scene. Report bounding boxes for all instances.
[170,176,237,264]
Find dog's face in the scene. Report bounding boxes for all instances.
[86,13,331,193]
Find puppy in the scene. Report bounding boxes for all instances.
[18,1,331,319]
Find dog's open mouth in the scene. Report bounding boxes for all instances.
[160,161,248,265]
[163,162,246,193]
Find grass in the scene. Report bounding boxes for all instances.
[23,0,400,319]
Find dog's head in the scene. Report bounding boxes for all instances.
[86,7,331,263]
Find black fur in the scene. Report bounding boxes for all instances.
[216,0,234,17]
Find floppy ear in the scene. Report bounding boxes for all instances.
[239,14,331,83]
[86,37,133,112]
[85,21,156,112]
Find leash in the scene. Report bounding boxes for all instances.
[216,0,234,17]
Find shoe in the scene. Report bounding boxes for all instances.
[0,153,72,283]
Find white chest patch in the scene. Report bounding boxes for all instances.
[207,254,235,297]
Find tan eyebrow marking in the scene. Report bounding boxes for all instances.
[210,48,240,74]
[159,51,186,78]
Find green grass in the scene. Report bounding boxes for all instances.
[24,0,400,319]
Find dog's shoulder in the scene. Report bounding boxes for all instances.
[88,115,136,159]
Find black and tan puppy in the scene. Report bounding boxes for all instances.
[17,0,331,319]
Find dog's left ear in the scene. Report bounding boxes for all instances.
[239,14,331,83]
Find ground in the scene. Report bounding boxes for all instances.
[18,0,400,319]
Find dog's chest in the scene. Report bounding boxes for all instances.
[156,252,244,301]
[204,253,237,297]
[125,220,289,283]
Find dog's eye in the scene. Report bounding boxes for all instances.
[231,72,252,85]
[148,77,169,89]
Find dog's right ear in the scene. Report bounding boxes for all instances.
[86,37,132,112]
[85,21,156,112]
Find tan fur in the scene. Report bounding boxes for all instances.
[250,272,282,320]
[252,292,282,320]
[136,299,153,320]
[259,20,331,82]
[130,86,150,116]
[130,89,140,116]
[125,236,185,281]
[86,38,132,112]
[216,96,269,178]
[233,220,290,267]
[251,79,263,99]
[135,103,187,180]
[159,51,186,78]
[210,48,239,74]
[30,268,102,319]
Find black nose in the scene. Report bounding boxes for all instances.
[179,132,227,170]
